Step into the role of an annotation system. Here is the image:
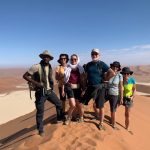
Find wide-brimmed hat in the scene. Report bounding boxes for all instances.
[120,67,133,75]
[57,53,69,64]
[39,50,54,60]
[110,61,121,71]
[91,48,100,54]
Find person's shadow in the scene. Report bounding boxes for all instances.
[0,106,57,150]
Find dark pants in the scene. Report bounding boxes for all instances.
[35,90,63,132]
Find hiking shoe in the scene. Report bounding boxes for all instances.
[112,124,119,130]
[98,124,105,130]
[78,117,84,123]
[38,131,45,137]
[64,118,71,125]
[57,120,63,124]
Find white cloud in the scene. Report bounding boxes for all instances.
[79,44,150,66]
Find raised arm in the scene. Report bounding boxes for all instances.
[105,68,116,81]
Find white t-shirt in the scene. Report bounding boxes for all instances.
[108,73,123,95]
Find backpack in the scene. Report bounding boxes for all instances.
[28,64,42,99]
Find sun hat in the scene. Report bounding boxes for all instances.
[110,61,121,71]
[57,53,69,64]
[39,50,54,60]
[120,67,133,75]
[91,48,100,54]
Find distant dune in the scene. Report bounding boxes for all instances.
[130,65,150,82]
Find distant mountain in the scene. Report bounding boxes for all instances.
[130,65,150,82]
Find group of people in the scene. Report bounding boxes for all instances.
[23,49,136,136]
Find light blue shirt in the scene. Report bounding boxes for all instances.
[108,73,123,95]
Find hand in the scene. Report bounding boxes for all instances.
[62,90,65,97]
[118,98,123,106]
[81,90,85,97]
[130,96,134,100]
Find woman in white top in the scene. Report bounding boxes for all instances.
[63,54,85,125]
[107,61,123,129]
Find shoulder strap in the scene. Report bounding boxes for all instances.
[96,61,103,72]
[111,73,121,85]
[38,63,42,82]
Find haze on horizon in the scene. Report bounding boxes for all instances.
[0,0,150,67]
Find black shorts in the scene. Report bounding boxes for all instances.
[80,85,105,109]
[59,87,67,101]
[65,86,81,100]
[109,95,119,112]
[123,97,133,108]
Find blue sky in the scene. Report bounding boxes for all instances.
[0,0,150,68]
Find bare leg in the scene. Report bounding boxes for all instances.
[67,98,76,119]
[76,100,83,117]
[125,106,131,130]
[93,102,99,118]
[62,100,66,113]
[99,107,104,124]
[111,112,116,127]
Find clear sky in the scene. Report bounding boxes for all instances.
[0,0,150,68]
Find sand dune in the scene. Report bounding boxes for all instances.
[0,90,35,124]
[0,67,150,150]
[0,94,150,150]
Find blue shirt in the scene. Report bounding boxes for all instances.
[123,77,136,97]
[85,61,109,85]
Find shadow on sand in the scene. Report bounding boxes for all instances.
[0,108,57,150]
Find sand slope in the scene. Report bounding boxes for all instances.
[0,95,150,150]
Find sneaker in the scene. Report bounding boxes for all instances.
[78,117,84,123]
[112,124,119,130]
[98,123,105,130]
[64,118,71,125]
[38,131,45,137]
[57,120,63,123]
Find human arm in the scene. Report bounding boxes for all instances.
[131,84,136,101]
[80,72,87,90]
[23,72,43,88]
[118,80,124,105]
[55,66,61,81]
[105,68,116,81]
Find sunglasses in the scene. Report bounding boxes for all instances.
[71,58,77,61]
[91,53,98,56]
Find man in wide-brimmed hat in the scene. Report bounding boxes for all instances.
[23,50,64,137]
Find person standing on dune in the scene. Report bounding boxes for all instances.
[121,67,136,131]
[23,50,64,136]
[107,61,123,129]
[80,48,115,130]
[55,53,69,114]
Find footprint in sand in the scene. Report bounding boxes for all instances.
[82,137,97,146]
[60,131,66,138]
